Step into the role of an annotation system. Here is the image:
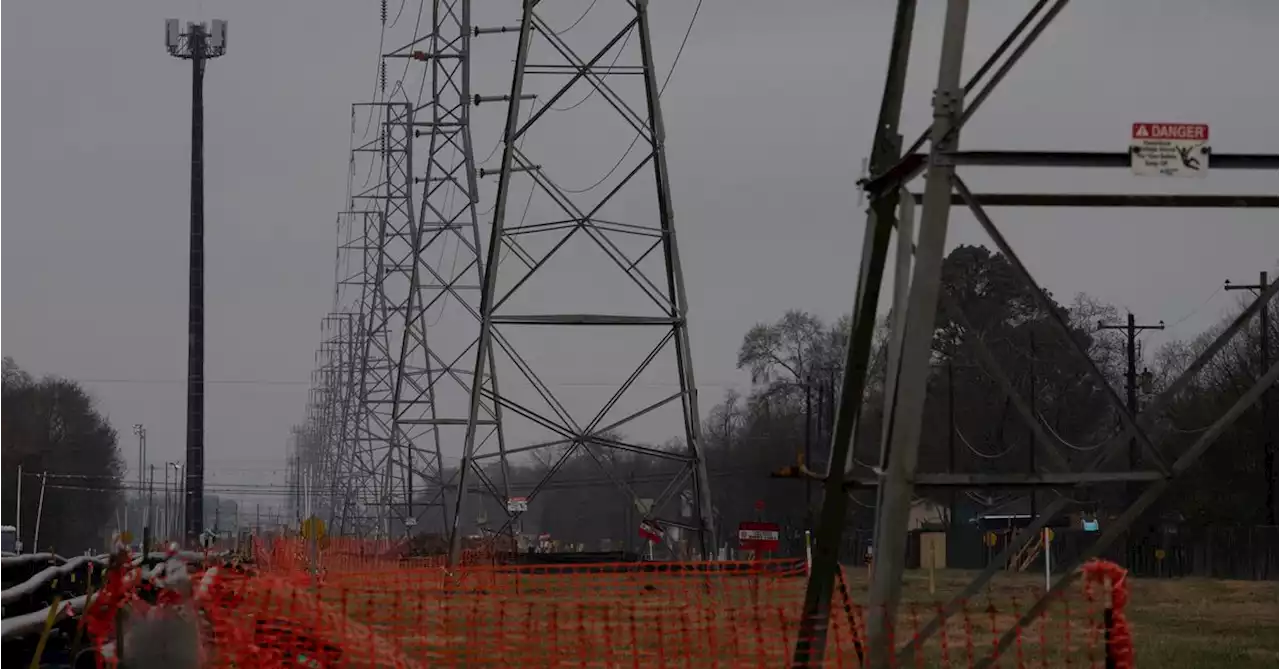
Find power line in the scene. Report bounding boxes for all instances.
[546,0,601,35]
[542,0,705,194]
[954,426,1018,459]
[1163,286,1223,333]
[74,376,754,390]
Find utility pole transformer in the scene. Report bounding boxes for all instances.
[1226,271,1275,523]
[166,18,227,545]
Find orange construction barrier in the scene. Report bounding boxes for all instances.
[75,541,1131,668]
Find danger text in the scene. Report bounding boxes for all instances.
[1132,123,1209,141]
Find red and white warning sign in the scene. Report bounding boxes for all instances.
[638,520,664,543]
[1130,122,1210,177]
[738,521,781,552]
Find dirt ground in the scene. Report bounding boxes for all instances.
[311,564,1276,667]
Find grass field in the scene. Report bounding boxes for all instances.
[1118,576,1277,667]
[291,564,1277,667]
[877,568,1278,668]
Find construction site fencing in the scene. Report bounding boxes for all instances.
[199,542,1131,665]
[38,540,1135,668]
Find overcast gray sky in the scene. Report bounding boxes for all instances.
[4,0,1277,515]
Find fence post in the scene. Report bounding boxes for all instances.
[1102,573,1116,669]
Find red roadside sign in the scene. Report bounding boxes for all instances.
[738,521,780,552]
[638,520,663,543]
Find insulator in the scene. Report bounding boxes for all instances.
[380,0,388,25]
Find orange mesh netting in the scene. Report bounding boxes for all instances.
[1080,559,1134,669]
[71,539,1133,668]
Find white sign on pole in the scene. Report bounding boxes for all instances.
[507,497,528,513]
[737,528,780,543]
[1130,122,1210,177]
[403,517,417,527]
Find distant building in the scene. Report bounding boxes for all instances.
[908,499,949,530]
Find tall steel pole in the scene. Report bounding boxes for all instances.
[864,1,968,663]
[146,464,156,554]
[164,464,172,541]
[792,1,919,664]
[133,424,147,532]
[166,19,226,545]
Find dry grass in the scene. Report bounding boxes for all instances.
[1123,576,1277,668]
[305,565,1276,667]
[867,568,1279,668]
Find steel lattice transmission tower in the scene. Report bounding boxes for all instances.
[450,0,715,561]
[296,312,361,530]
[368,0,513,542]
[333,0,509,537]
[345,94,459,539]
[329,205,386,536]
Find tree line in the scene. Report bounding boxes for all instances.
[2,357,125,554]
[443,245,1276,555]
[6,244,1273,555]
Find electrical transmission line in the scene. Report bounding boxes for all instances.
[375,0,511,541]
[294,0,445,540]
[450,0,715,563]
[294,0,717,564]
[298,0,505,542]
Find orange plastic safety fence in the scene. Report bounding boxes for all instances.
[242,550,1126,667]
[78,545,1133,668]
[1081,559,1134,669]
[252,536,495,576]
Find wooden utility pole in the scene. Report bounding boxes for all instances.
[1028,331,1037,520]
[1226,271,1275,524]
[1098,313,1163,563]
[1098,314,1165,474]
[804,373,814,531]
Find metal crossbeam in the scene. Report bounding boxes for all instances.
[912,193,1278,208]
[796,0,1280,666]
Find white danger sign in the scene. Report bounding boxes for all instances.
[1130,122,1209,177]
[738,528,780,542]
[506,497,528,513]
